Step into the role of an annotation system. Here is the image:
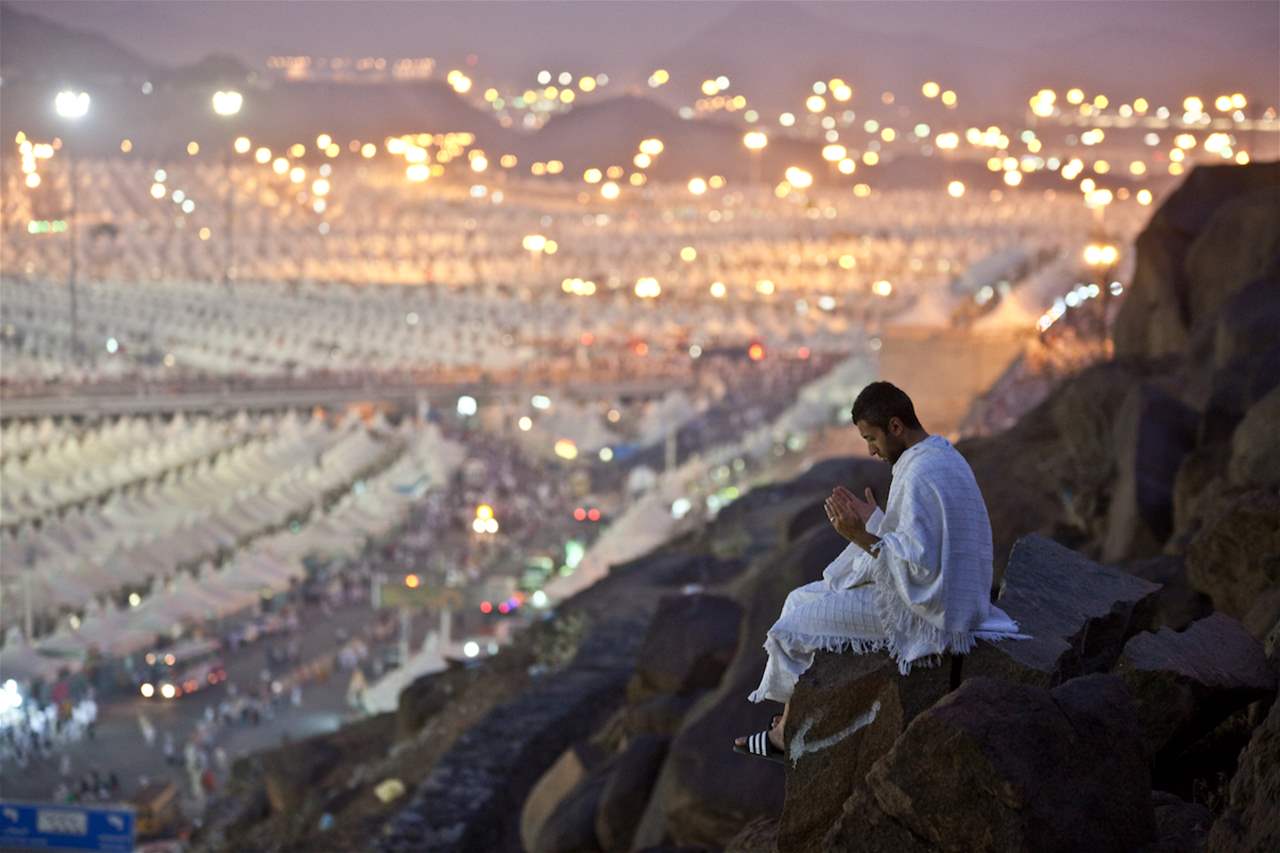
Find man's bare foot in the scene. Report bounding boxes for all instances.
[734,715,784,750]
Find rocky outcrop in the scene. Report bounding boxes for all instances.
[841,675,1156,853]
[378,616,646,852]
[1228,385,1280,489]
[1183,183,1280,334]
[1102,383,1199,562]
[1113,162,1280,361]
[1116,613,1276,764]
[594,734,669,850]
[261,737,342,816]
[1144,790,1213,853]
[1122,555,1214,632]
[1207,689,1280,853]
[630,525,846,848]
[1185,488,1280,619]
[777,650,952,851]
[520,743,605,853]
[627,593,742,702]
[965,534,1161,687]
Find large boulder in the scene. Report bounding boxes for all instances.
[825,781,933,852]
[1115,613,1276,764]
[531,771,607,853]
[521,742,606,853]
[958,361,1148,573]
[1121,555,1214,633]
[628,594,742,702]
[595,734,668,851]
[1183,185,1280,334]
[630,523,849,849]
[1207,690,1280,853]
[1102,383,1199,562]
[1142,791,1213,853]
[1113,162,1280,361]
[777,650,953,852]
[1170,443,1230,546]
[860,674,1156,853]
[1228,385,1280,489]
[964,534,1162,687]
[260,737,341,815]
[1211,276,1280,371]
[725,816,782,853]
[623,692,702,739]
[1198,344,1280,446]
[1185,488,1280,619]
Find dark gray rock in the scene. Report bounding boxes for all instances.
[1212,276,1280,371]
[1186,488,1280,619]
[777,650,952,853]
[864,674,1156,853]
[1242,588,1280,673]
[1122,555,1214,632]
[1207,691,1280,853]
[628,594,742,702]
[1116,613,1276,763]
[1184,185,1280,335]
[1171,443,1231,547]
[1102,383,1199,562]
[825,781,932,853]
[1229,385,1280,489]
[624,693,701,739]
[724,815,781,853]
[964,534,1162,687]
[260,737,340,815]
[595,735,669,852]
[522,742,608,852]
[631,524,848,849]
[532,771,606,853]
[1199,344,1280,446]
[1141,791,1213,853]
[1113,162,1280,361]
[379,616,645,852]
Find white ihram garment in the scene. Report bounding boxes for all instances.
[748,434,1029,704]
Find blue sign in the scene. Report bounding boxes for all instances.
[0,801,135,852]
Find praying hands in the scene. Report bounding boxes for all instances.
[825,486,880,553]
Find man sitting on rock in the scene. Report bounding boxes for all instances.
[734,381,1026,762]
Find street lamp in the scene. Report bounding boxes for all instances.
[742,130,768,185]
[54,89,90,364]
[212,90,243,287]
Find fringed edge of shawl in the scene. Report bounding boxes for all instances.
[865,555,989,676]
[747,631,891,703]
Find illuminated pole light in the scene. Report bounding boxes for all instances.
[54,89,90,364]
[743,130,768,184]
[213,91,244,287]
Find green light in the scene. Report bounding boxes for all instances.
[565,540,585,570]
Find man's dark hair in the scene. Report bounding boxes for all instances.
[851,381,922,431]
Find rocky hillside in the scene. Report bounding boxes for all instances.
[194,162,1279,852]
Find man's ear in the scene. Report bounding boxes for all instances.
[888,416,904,436]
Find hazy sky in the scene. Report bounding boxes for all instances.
[14,0,1279,74]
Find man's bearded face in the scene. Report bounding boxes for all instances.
[855,418,909,464]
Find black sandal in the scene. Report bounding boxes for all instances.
[733,729,786,763]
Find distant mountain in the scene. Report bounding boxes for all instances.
[0,3,512,157]
[1022,25,1280,108]
[643,1,1033,122]
[0,3,155,80]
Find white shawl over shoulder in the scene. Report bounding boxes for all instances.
[822,434,1028,673]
